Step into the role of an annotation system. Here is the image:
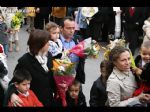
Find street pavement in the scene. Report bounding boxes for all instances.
[7,25,139,106]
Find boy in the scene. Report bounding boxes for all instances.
[8,69,43,107]
[55,80,87,106]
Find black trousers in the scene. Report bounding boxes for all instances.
[124,29,139,55]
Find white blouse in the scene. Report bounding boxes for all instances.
[48,39,63,57]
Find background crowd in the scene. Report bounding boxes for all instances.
[0,7,150,107]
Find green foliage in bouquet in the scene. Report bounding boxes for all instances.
[52,59,76,76]
[15,11,24,22]
[84,40,100,58]
[11,11,24,30]
[11,16,21,29]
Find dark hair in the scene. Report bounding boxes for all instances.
[100,60,112,78]
[69,79,81,90]
[60,16,75,28]
[27,29,50,56]
[109,46,130,63]
[11,69,32,84]
[107,46,130,72]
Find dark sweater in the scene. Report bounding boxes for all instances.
[89,77,107,106]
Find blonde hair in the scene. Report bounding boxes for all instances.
[0,14,5,21]
[45,21,59,32]
[141,40,150,49]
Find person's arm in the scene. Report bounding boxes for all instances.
[3,83,23,107]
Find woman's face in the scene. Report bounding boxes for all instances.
[50,27,60,41]
[114,51,131,72]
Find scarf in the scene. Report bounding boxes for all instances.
[35,53,49,72]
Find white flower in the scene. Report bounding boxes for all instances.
[58,66,65,72]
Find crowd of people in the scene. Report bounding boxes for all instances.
[0,7,150,107]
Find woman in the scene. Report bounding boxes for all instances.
[106,46,150,107]
[4,29,55,107]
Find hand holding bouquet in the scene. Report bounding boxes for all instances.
[52,58,76,106]
[70,37,100,59]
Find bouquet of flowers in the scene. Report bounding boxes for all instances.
[102,39,136,69]
[70,37,101,59]
[11,12,24,31]
[52,58,76,106]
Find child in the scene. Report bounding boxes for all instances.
[55,79,87,106]
[89,60,112,106]
[8,69,43,107]
[0,14,9,56]
[45,22,63,59]
[133,40,150,96]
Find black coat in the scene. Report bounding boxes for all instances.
[5,52,55,106]
[89,77,107,107]
[141,62,150,83]
[122,7,144,31]
[135,55,142,69]
[72,35,85,84]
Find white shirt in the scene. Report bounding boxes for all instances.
[48,39,63,57]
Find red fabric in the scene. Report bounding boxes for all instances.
[0,44,4,53]
[8,90,43,107]
[129,7,135,17]
[70,41,85,58]
[133,82,150,96]
[54,75,75,107]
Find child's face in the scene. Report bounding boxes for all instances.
[15,80,31,94]
[140,47,150,64]
[50,27,60,41]
[101,67,107,77]
[68,85,80,99]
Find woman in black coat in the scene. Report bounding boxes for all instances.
[4,29,55,107]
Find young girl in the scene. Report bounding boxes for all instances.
[45,22,63,59]
[8,69,43,107]
[0,14,9,56]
